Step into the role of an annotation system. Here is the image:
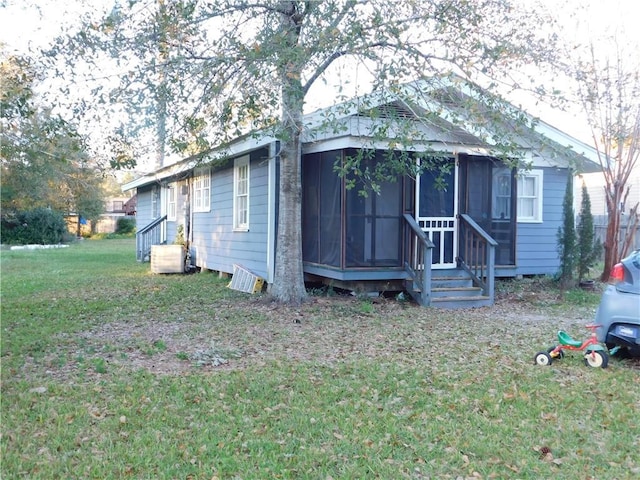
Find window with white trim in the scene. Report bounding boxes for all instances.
[167,185,177,221]
[193,168,210,213]
[517,169,543,223]
[233,156,249,230]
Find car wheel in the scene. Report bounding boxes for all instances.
[584,350,608,368]
[535,351,552,366]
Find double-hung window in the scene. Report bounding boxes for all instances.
[233,156,249,230]
[517,169,543,223]
[193,168,210,213]
[167,185,177,221]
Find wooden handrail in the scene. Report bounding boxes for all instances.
[403,213,435,306]
[459,214,498,247]
[136,215,167,261]
[458,214,496,299]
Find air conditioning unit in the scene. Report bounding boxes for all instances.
[151,245,185,274]
[228,264,265,294]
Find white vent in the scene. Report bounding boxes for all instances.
[228,264,264,294]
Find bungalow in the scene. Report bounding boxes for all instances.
[123,79,599,308]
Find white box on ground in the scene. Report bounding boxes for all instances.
[151,245,185,274]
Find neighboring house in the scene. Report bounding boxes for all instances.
[94,195,137,234]
[123,79,599,308]
[578,170,640,252]
[579,170,640,217]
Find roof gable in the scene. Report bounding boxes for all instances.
[124,76,600,191]
[303,76,600,172]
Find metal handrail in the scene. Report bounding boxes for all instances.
[136,215,167,261]
[403,213,435,306]
[458,213,497,299]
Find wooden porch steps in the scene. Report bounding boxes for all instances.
[431,272,491,308]
[407,270,493,309]
[431,294,492,309]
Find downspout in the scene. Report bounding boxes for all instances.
[185,176,193,269]
[266,141,279,285]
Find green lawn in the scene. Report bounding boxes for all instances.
[1,239,638,479]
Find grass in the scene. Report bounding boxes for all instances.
[1,239,639,479]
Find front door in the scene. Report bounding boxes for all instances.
[416,158,458,268]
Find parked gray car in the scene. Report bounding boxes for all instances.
[595,250,640,356]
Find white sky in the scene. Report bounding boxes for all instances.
[1,0,639,166]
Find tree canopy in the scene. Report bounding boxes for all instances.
[44,0,562,303]
[569,40,640,279]
[1,50,106,224]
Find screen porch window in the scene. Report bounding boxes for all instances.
[234,156,249,230]
[167,185,177,220]
[517,170,543,222]
[193,168,210,213]
[492,168,512,220]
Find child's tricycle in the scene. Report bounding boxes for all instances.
[534,324,609,368]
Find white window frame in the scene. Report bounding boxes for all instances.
[167,185,177,221]
[193,167,210,213]
[517,169,543,223]
[151,185,160,218]
[233,156,250,231]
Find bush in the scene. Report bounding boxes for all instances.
[557,174,576,289]
[576,182,602,281]
[0,208,68,245]
[115,217,136,235]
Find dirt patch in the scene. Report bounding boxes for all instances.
[16,288,617,382]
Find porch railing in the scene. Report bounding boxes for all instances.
[458,214,498,299]
[403,213,435,306]
[136,215,167,262]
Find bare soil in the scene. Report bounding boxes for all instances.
[19,289,639,380]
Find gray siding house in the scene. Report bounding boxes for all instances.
[123,80,599,308]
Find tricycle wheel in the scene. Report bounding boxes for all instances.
[535,351,552,366]
[584,350,608,369]
[547,346,564,359]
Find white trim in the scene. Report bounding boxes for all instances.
[167,185,177,221]
[233,155,250,231]
[517,169,544,223]
[302,136,496,157]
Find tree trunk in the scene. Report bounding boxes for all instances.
[620,203,640,259]
[271,84,307,304]
[601,182,623,281]
[270,2,308,305]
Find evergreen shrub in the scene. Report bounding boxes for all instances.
[1,208,68,245]
[115,217,136,235]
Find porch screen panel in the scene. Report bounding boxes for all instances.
[419,163,455,218]
[302,154,320,263]
[460,156,516,265]
[462,161,491,232]
[345,151,402,268]
[319,152,342,266]
[444,231,454,264]
[302,151,341,267]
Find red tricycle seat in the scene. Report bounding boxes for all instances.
[558,330,583,348]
